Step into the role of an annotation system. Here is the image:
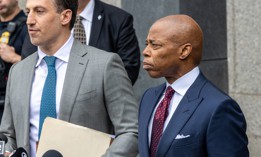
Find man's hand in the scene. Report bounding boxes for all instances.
[0,43,21,64]
[4,151,11,157]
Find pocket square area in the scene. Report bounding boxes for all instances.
[175,134,191,139]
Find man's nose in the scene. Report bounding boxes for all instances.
[142,46,151,57]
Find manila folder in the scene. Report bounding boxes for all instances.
[36,117,111,157]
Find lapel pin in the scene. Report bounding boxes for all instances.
[98,15,102,20]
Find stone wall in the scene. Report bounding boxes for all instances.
[18,0,261,156]
[227,0,261,156]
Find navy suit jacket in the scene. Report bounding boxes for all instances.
[138,72,249,157]
[89,0,140,84]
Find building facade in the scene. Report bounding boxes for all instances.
[19,0,261,156]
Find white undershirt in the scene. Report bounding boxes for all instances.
[148,67,200,145]
[72,0,94,45]
[29,35,74,157]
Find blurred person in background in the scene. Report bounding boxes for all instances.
[75,0,140,85]
[0,0,34,120]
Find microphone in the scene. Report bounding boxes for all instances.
[42,150,63,157]
[0,133,7,157]
[8,147,28,157]
[0,134,7,143]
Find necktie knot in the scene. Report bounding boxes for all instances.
[74,15,86,44]
[76,15,83,22]
[165,86,175,99]
[44,56,56,67]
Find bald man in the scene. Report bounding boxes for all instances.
[138,15,249,157]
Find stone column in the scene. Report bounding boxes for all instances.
[227,0,261,156]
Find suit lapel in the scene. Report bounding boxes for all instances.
[89,0,104,46]
[59,40,89,121]
[140,84,166,157]
[157,73,207,157]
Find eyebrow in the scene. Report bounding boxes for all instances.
[26,5,47,10]
[146,39,155,43]
[147,39,162,45]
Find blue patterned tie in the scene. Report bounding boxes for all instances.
[39,56,57,139]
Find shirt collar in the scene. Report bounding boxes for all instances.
[36,34,74,67]
[166,66,200,96]
[79,0,95,22]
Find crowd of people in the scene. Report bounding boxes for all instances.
[0,0,249,157]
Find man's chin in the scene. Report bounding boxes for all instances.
[30,40,40,46]
[146,70,161,78]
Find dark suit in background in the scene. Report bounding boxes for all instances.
[83,0,140,85]
[21,34,37,59]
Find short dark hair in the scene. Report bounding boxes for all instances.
[53,0,78,30]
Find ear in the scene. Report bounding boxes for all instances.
[60,9,72,26]
[179,43,192,60]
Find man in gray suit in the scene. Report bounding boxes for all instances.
[0,0,138,156]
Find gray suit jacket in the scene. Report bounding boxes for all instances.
[0,40,138,157]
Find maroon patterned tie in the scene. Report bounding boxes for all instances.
[150,86,175,157]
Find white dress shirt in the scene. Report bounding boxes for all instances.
[29,34,74,157]
[72,0,94,45]
[148,67,200,145]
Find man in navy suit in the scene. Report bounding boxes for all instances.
[138,14,249,157]
[76,0,140,85]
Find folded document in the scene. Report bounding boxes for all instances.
[36,117,111,157]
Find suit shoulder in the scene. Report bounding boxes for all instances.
[8,52,36,80]
[201,80,231,101]
[12,52,36,69]
[86,45,115,56]
[197,80,240,113]
[85,45,121,61]
[99,1,132,17]
[188,73,236,108]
